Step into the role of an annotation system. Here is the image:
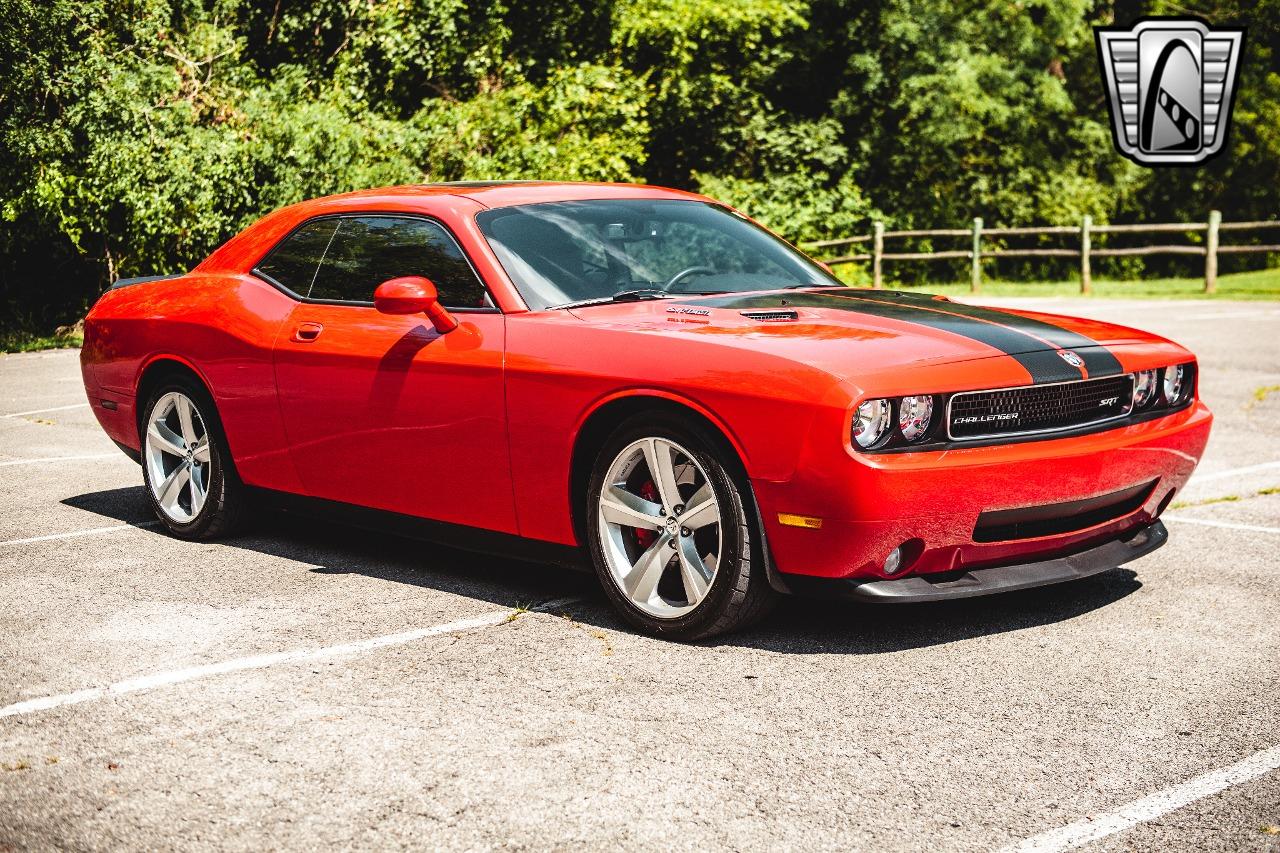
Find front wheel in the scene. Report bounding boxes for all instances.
[141,377,246,540]
[586,415,776,640]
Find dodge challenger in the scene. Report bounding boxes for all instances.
[81,182,1212,640]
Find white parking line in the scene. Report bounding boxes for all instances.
[1162,515,1280,535]
[0,597,580,720]
[2,403,90,418]
[0,453,120,467]
[0,522,160,548]
[1001,744,1280,852]
[1188,460,1280,484]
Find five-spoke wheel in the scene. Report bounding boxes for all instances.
[586,414,776,640]
[597,437,722,618]
[140,376,246,539]
[144,391,212,523]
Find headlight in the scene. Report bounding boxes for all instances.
[1133,369,1158,408]
[898,395,934,442]
[1163,364,1187,404]
[852,399,891,448]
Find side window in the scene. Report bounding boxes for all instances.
[309,216,489,308]
[256,219,339,296]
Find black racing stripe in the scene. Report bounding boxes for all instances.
[841,290,1125,378]
[680,291,1083,383]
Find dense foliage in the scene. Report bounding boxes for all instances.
[1,0,1277,329]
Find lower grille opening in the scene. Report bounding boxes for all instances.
[973,479,1157,543]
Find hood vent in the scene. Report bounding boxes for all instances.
[740,310,798,322]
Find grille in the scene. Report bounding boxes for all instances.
[973,480,1156,542]
[948,374,1134,440]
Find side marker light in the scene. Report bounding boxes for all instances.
[777,513,823,529]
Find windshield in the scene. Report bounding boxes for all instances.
[474,199,839,309]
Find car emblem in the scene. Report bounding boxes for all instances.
[1058,350,1085,368]
[1095,17,1245,165]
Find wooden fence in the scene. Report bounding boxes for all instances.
[802,211,1280,294]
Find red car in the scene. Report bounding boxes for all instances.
[81,182,1212,639]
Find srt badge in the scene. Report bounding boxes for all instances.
[1095,18,1245,165]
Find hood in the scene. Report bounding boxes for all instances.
[567,288,1170,387]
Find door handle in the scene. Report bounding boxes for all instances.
[292,322,323,343]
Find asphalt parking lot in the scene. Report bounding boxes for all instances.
[1,298,1278,852]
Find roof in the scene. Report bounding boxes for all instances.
[312,181,707,210]
[194,181,712,278]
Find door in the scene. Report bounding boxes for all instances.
[262,214,517,533]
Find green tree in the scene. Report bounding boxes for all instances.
[1,0,1277,333]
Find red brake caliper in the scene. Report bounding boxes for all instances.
[634,480,660,549]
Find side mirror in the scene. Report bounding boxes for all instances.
[373,277,459,333]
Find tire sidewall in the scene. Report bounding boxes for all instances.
[586,414,753,639]
[140,377,233,539]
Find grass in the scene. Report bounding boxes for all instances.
[1251,385,1280,408]
[0,330,83,353]
[503,603,532,624]
[1172,486,1280,510]
[1171,494,1242,510]
[832,266,1280,301]
[558,612,614,656]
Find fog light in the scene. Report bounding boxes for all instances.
[883,546,904,576]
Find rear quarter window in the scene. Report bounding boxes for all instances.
[255,219,339,296]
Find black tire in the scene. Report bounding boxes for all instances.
[139,374,247,540]
[585,412,777,641]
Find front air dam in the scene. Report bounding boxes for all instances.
[785,520,1167,603]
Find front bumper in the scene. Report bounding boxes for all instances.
[753,400,1211,581]
[785,520,1166,603]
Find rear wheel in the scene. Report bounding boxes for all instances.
[586,414,776,640]
[141,377,246,540]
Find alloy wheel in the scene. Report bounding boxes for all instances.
[144,391,212,524]
[596,437,722,619]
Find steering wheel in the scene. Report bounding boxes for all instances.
[661,266,716,292]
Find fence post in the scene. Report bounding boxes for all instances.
[1204,210,1220,293]
[872,222,884,289]
[1080,214,1092,295]
[970,217,982,293]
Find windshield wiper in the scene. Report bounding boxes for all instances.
[555,289,671,310]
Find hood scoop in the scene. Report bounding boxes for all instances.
[740,309,798,322]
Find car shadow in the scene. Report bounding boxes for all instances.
[716,569,1142,654]
[61,486,596,612]
[63,486,1143,655]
